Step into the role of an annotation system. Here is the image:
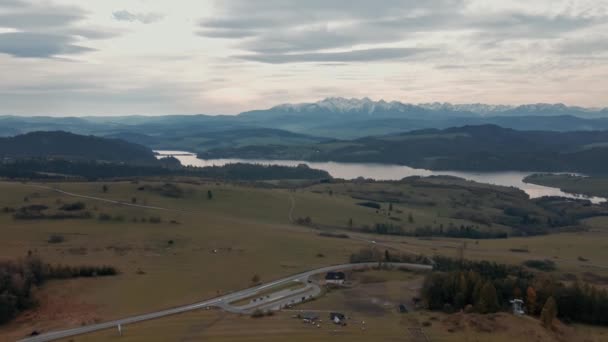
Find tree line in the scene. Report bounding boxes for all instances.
[0,159,331,181]
[359,223,508,239]
[349,248,608,327]
[0,254,117,325]
[425,256,608,327]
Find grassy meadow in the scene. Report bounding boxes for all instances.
[54,268,608,342]
[0,178,607,340]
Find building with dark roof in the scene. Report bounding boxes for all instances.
[325,271,345,284]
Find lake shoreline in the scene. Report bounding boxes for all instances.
[155,150,606,204]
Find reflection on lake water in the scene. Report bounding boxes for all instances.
[155,150,606,204]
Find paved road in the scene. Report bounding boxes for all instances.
[18,262,431,342]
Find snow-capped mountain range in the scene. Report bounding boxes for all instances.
[267,97,606,117]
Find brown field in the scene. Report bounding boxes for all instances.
[54,269,608,342]
[1,179,608,341]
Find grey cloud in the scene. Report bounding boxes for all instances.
[0,32,94,58]
[236,47,431,64]
[0,0,118,58]
[436,64,469,70]
[198,0,602,64]
[199,0,463,44]
[204,0,460,25]
[67,28,121,40]
[558,37,608,55]
[197,28,258,39]
[241,26,403,54]
[472,13,599,41]
[112,10,164,24]
[0,1,86,30]
[0,0,25,7]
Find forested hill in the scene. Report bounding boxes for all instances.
[199,125,608,174]
[0,131,158,164]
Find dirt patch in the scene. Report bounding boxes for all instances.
[443,312,507,333]
[357,274,388,284]
[441,312,596,342]
[330,281,411,316]
[180,312,227,342]
[2,282,101,340]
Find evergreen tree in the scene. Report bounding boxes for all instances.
[472,279,484,306]
[457,272,469,306]
[540,296,557,329]
[526,286,537,315]
[478,281,500,313]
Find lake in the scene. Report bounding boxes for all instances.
[155,150,606,204]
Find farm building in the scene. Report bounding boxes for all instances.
[325,271,345,285]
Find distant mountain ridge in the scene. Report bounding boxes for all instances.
[1,98,608,147]
[248,97,607,118]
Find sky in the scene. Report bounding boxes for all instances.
[0,0,607,116]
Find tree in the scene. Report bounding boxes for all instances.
[472,279,484,306]
[102,184,109,193]
[477,281,500,314]
[0,291,18,324]
[513,286,523,299]
[251,274,260,284]
[457,272,469,305]
[527,286,537,315]
[540,296,557,329]
[207,190,213,200]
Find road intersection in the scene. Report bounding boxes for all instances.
[19,262,431,342]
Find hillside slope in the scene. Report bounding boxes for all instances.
[199,125,608,174]
[0,131,158,164]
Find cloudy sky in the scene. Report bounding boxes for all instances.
[0,0,607,116]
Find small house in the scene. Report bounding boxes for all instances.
[325,271,345,285]
[510,299,525,315]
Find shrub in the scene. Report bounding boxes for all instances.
[47,234,65,244]
[98,213,112,221]
[523,259,556,272]
[251,309,265,318]
[319,232,349,239]
[59,202,86,211]
[357,201,381,209]
[149,216,162,224]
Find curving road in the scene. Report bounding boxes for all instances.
[15,184,433,341]
[18,262,431,342]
